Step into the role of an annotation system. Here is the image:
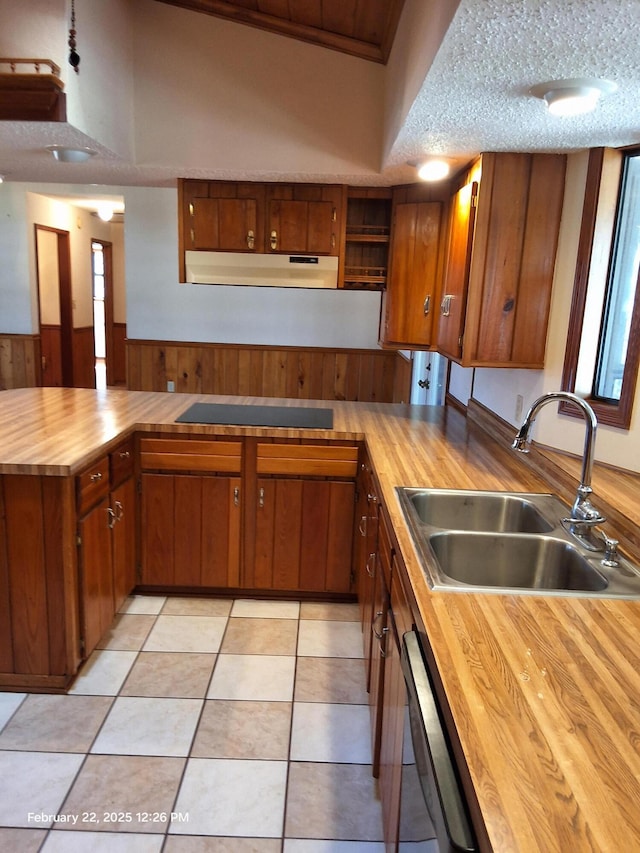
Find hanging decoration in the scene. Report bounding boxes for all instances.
[68,0,80,73]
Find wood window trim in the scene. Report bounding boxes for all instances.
[560,147,640,429]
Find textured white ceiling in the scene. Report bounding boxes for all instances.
[0,0,638,189]
[390,0,640,169]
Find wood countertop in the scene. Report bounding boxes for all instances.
[2,387,639,851]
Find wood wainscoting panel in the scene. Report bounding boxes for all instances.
[126,340,412,403]
[112,322,127,385]
[72,326,96,388]
[0,334,40,389]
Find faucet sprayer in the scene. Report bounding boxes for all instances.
[512,391,606,542]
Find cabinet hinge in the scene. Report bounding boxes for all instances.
[79,636,85,654]
[137,478,143,495]
[458,335,464,348]
[76,534,82,547]
[350,569,356,586]
[136,563,142,582]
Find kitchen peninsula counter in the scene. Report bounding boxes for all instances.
[1,387,640,852]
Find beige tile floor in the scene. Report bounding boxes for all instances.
[0,596,386,852]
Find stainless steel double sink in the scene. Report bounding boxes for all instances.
[397,488,640,597]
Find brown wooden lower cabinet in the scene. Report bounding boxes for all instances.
[77,439,137,658]
[355,451,380,690]
[140,472,241,588]
[249,477,354,592]
[78,492,114,656]
[360,496,416,851]
[379,564,413,851]
[139,435,358,595]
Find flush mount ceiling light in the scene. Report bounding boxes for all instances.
[96,203,114,222]
[413,159,450,181]
[46,145,97,163]
[530,78,617,117]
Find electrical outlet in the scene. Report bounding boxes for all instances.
[515,394,524,421]
[167,380,175,392]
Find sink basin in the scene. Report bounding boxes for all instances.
[428,532,608,592]
[402,488,554,533]
[396,487,640,598]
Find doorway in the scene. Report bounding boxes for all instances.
[35,225,73,387]
[91,239,114,390]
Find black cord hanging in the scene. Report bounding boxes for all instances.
[68,0,80,73]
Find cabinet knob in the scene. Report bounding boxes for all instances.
[270,231,278,250]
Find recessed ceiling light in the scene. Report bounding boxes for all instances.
[530,78,617,117]
[46,145,97,163]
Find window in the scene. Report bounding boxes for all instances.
[561,148,640,428]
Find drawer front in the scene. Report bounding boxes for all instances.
[140,438,242,473]
[77,456,110,515]
[110,438,134,488]
[256,443,359,478]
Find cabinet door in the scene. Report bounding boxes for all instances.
[251,477,355,592]
[140,473,241,588]
[465,153,566,366]
[266,184,342,255]
[437,181,478,360]
[369,552,390,778]
[379,569,412,850]
[355,469,379,688]
[78,495,114,656]
[190,197,259,251]
[111,476,136,612]
[382,201,443,347]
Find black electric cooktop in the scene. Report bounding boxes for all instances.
[175,402,334,429]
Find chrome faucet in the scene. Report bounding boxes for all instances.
[512,391,606,541]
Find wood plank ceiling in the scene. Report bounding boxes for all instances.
[153,0,406,63]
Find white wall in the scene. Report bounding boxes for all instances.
[124,187,382,348]
[66,0,135,158]
[0,0,135,159]
[131,1,384,177]
[0,184,32,333]
[383,0,461,163]
[0,185,119,332]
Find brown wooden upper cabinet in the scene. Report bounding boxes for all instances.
[439,152,567,367]
[265,183,344,255]
[380,193,444,348]
[178,180,344,278]
[179,181,265,253]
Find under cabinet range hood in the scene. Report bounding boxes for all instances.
[185,251,339,288]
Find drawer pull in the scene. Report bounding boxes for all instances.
[366,552,376,578]
[90,472,103,483]
[119,450,131,459]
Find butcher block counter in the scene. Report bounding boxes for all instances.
[2,386,640,852]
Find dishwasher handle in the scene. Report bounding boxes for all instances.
[402,631,476,853]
